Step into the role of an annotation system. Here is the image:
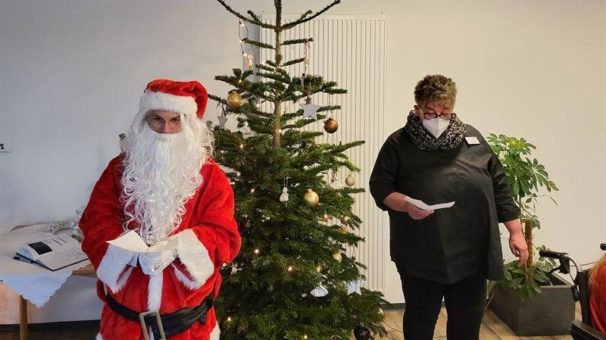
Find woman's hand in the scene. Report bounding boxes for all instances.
[504,219,529,266]
[383,192,433,220]
[509,232,529,266]
[403,200,434,220]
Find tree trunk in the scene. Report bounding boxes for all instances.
[524,221,533,268]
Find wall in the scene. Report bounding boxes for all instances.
[0,0,604,322]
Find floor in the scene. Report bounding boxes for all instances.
[0,307,577,340]
[380,307,575,340]
[0,321,99,340]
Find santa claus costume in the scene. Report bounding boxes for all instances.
[80,79,241,340]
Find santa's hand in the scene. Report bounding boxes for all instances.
[139,250,177,275]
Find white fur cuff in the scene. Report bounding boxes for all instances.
[174,229,214,288]
[210,323,220,340]
[96,244,135,293]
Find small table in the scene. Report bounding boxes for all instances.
[17,264,96,340]
[0,225,94,340]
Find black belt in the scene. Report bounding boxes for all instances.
[105,293,213,340]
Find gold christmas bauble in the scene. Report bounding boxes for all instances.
[303,189,319,207]
[345,174,356,186]
[333,252,342,262]
[227,91,243,109]
[323,118,338,133]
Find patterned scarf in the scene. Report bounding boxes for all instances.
[403,110,466,151]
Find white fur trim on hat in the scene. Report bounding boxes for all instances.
[139,90,197,116]
[97,244,135,293]
[210,323,221,340]
[174,229,215,287]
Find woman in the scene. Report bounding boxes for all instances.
[589,254,606,332]
[369,74,528,340]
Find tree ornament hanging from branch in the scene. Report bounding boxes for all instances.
[301,97,321,119]
[345,173,356,186]
[354,325,371,340]
[303,188,319,207]
[227,90,243,109]
[324,117,338,133]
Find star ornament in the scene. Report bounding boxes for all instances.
[300,101,321,119]
[346,279,363,295]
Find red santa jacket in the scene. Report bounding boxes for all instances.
[80,155,240,340]
[590,264,606,333]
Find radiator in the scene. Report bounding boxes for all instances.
[258,15,389,294]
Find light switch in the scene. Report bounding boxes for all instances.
[0,141,10,153]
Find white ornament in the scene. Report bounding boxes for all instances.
[239,121,251,135]
[346,279,363,295]
[310,284,329,297]
[279,187,289,203]
[345,173,356,187]
[301,101,321,119]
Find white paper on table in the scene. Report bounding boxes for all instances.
[107,230,177,253]
[405,197,455,210]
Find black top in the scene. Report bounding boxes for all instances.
[369,124,519,283]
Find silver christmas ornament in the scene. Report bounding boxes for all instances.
[310,285,329,297]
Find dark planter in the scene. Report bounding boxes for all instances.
[490,275,575,336]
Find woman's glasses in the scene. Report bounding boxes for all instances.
[422,112,453,120]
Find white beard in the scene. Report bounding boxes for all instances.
[121,114,212,245]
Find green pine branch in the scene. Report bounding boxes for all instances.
[283,38,314,46]
[216,0,273,28]
[242,37,274,49]
[282,57,307,67]
[282,0,341,30]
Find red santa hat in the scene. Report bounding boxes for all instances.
[139,79,208,119]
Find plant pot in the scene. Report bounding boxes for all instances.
[489,275,575,336]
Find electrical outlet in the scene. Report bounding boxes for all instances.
[0,141,10,153]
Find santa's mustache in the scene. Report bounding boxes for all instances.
[120,124,205,245]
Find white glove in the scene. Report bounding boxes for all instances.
[139,249,177,276]
[128,252,139,267]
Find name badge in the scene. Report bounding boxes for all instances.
[465,137,480,145]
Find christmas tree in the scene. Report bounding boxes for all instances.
[210,1,386,338]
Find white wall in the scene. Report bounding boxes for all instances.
[0,0,604,322]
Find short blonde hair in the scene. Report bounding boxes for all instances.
[414,74,457,109]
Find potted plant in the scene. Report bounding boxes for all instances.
[487,134,574,336]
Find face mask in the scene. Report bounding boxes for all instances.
[422,117,450,138]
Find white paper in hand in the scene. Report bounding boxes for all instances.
[106,231,149,252]
[405,197,455,210]
[107,230,178,253]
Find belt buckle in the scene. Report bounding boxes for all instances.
[139,310,166,340]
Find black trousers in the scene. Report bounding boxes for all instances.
[396,267,487,340]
